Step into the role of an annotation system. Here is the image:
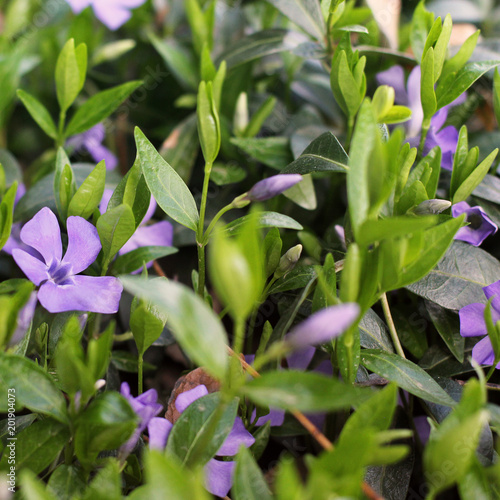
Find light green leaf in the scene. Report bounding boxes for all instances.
[16,90,57,139]
[67,160,106,219]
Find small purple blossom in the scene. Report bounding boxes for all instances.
[459,280,500,368]
[119,382,171,459]
[169,385,255,498]
[66,124,118,170]
[66,0,147,30]
[12,207,122,313]
[285,303,360,348]
[246,174,302,201]
[376,65,465,170]
[452,201,497,246]
[100,190,173,272]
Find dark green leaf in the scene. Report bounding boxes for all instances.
[47,465,85,500]
[359,309,394,352]
[360,349,457,406]
[112,246,178,275]
[233,446,272,500]
[231,137,292,170]
[269,265,316,294]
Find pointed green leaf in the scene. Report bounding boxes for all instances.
[67,160,106,219]
[17,90,57,139]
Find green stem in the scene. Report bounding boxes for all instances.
[196,161,212,297]
[138,353,143,394]
[57,110,66,148]
[345,116,355,151]
[381,293,406,359]
[202,204,233,245]
[418,118,431,159]
[486,363,497,382]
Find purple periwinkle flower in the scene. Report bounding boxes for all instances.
[119,382,172,460]
[168,385,255,498]
[12,207,122,313]
[100,190,174,272]
[285,303,360,348]
[66,124,118,170]
[376,65,465,170]
[459,280,500,369]
[452,201,497,246]
[246,174,302,201]
[66,0,147,31]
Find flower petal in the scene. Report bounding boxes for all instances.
[471,336,497,366]
[483,280,500,313]
[175,385,209,413]
[286,303,360,348]
[62,216,102,274]
[92,3,132,30]
[12,249,48,286]
[119,221,174,255]
[285,345,316,371]
[216,417,255,456]
[253,408,285,427]
[204,459,235,498]
[247,174,303,201]
[147,417,172,450]
[459,303,486,337]
[37,275,122,313]
[66,0,92,13]
[88,143,118,171]
[20,207,62,264]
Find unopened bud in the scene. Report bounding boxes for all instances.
[413,199,451,215]
[274,244,302,279]
[231,193,251,209]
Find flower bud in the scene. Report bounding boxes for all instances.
[274,244,302,279]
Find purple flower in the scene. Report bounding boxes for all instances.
[66,124,118,170]
[66,0,147,30]
[285,303,360,348]
[246,174,302,201]
[452,201,497,246]
[376,65,465,170]
[119,382,171,459]
[459,280,500,368]
[168,385,255,498]
[100,190,173,272]
[12,207,122,313]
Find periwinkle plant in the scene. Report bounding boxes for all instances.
[1,1,500,499]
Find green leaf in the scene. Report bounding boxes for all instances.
[55,39,84,112]
[20,470,58,500]
[407,241,500,310]
[231,137,292,170]
[359,309,394,352]
[411,1,434,62]
[120,277,228,380]
[269,265,317,294]
[47,465,85,499]
[442,29,479,77]
[0,353,68,422]
[131,301,167,356]
[217,29,301,69]
[223,212,303,234]
[112,246,178,275]
[233,446,273,500]
[65,81,142,137]
[0,182,17,250]
[16,90,57,139]
[356,216,438,246]
[283,173,317,210]
[244,96,277,138]
[167,393,238,466]
[197,81,220,164]
[348,100,376,236]
[282,131,349,174]
[494,69,500,129]
[437,61,500,110]
[81,461,122,500]
[97,203,136,265]
[135,127,199,231]
[0,418,69,474]
[269,0,325,39]
[421,48,437,119]
[241,370,370,412]
[360,349,457,406]
[53,148,76,221]
[426,301,464,362]
[74,392,137,468]
[67,160,106,218]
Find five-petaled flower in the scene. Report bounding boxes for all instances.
[12,207,122,313]
[460,280,500,369]
[376,65,465,170]
[119,382,172,460]
[67,124,118,170]
[66,0,147,31]
[165,385,255,498]
[452,201,497,246]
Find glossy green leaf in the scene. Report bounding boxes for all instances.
[270,0,325,39]
[421,48,437,119]
[359,309,394,352]
[407,241,500,310]
[131,301,167,356]
[135,127,199,231]
[0,353,68,422]
[241,370,370,412]
[67,160,106,219]
[120,276,228,379]
[167,393,238,467]
[197,81,220,164]
[0,182,17,250]
[55,39,85,112]
[112,246,178,275]
[16,90,57,139]
[360,349,457,406]
[223,212,303,234]
[65,81,142,137]
[269,265,317,294]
